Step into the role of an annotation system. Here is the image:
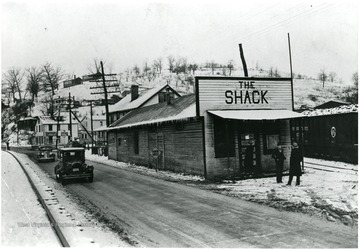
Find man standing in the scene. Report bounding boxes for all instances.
[287,142,303,186]
[272,143,286,183]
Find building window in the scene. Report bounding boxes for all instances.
[214,118,235,158]
[100,121,103,126]
[49,124,53,131]
[68,124,71,131]
[134,130,139,154]
[48,136,53,144]
[159,92,166,103]
[262,120,281,154]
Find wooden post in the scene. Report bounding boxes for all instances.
[90,100,94,148]
[239,44,248,77]
[68,93,72,140]
[288,33,295,111]
[100,61,110,127]
[55,98,61,149]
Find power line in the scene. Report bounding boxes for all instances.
[242,3,335,41]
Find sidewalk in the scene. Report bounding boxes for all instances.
[1,151,60,246]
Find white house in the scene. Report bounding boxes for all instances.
[34,115,79,146]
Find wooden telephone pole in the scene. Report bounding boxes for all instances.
[89,61,119,127]
[239,44,248,77]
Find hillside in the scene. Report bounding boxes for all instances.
[2,67,357,145]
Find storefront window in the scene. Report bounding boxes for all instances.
[262,120,280,154]
[214,118,235,158]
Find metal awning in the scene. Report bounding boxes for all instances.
[208,110,303,120]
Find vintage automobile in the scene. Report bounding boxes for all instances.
[37,146,56,162]
[54,147,94,184]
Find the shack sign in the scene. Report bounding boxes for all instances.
[195,77,293,116]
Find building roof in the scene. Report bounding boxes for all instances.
[36,115,78,125]
[109,83,179,113]
[105,94,196,130]
[314,100,350,110]
[94,125,107,132]
[302,104,358,117]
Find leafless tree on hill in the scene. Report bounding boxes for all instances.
[318,68,327,88]
[352,72,358,87]
[329,72,337,82]
[210,61,216,75]
[227,60,234,76]
[274,68,281,78]
[154,58,163,74]
[26,66,43,102]
[2,68,25,102]
[167,55,175,73]
[87,58,103,74]
[268,67,274,77]
[42,62,64,96]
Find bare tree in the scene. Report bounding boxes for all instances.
[40,95,56,118]
[318,68,327,88]
[352,72,358,87]
[26,66,43,102]
[268,67,274,77]
[210,61,216,75]
[87,58,103,74]
[274,68,281,78]
[329,72,337,82]
[2,68,25,102]
[167,55,175,73]
[154,57,163,74]
[42,62,64,95]
[227,60,234,76]
[143,61,151,75]
[133,65,140,76]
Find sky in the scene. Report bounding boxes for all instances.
[1,0,358,82]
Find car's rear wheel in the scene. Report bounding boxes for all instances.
[88,174,94,183]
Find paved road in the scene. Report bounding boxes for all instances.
[12,147,358,248]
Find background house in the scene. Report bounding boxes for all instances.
[34,115,78,146]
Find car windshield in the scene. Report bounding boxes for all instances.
[62,151,84,162]
[39,147,52,151]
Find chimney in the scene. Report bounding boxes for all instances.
[131,85,139,102]
[74,75,76,79]
[166,87,172,105]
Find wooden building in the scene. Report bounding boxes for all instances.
[105,77,302,179]
[108,84,180,124]
[34,115,79,146]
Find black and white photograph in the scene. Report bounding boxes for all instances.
[1,0,358,247]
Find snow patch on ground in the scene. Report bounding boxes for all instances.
[85,151,357,226]
[8,151,131,247]
[1,151,60,247]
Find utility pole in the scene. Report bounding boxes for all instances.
[68,92,72,140]
[288,33,294,111]
[56,98,61,149]
[90,100,94,148]
[239,43,248,77]
[100,61,110,127]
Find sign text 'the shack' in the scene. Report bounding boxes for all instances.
[224,81,268,105]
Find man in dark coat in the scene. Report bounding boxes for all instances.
[272,143,286,183]
[287,142,303,186]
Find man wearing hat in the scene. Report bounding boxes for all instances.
[287,142,303,186]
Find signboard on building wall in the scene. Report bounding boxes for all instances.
[46,132,57,136]
[195,77,293,116]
